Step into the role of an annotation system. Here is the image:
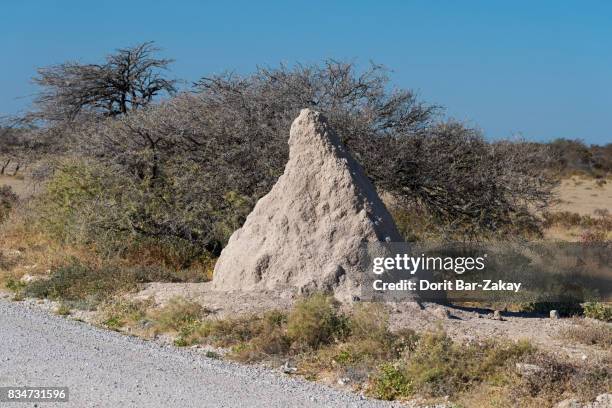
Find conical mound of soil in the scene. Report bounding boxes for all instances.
[212,109,403,301]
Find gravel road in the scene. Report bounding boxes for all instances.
[0,299,397,408]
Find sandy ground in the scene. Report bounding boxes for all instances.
[0,175,36,198]
[551,176,611,217]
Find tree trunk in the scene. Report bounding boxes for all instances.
[1,159,10,175]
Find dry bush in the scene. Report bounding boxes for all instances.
[172,311,288,352]
[513,352,611,403]
[559,318,612,348]
[31,42,175,121]
[349,302,390,342]
[121,295,609,404]
[369,333,609,404]
[0,185,18,223]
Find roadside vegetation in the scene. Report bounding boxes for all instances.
[93,294,610,406]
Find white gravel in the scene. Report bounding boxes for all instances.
[0,299,399,408]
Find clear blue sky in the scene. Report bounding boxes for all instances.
[1,1,610,144]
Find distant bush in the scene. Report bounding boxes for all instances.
[543,211,612,230]
[520,301,584,317]
[546,139,612,177]
[543,210,611,242]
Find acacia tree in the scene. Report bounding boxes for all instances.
[32,42,176,121]
[81,61,555,249]
[0,126,31,175]
[191,62,556,237]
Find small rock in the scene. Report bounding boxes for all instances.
[337,377,350,386]
[20,274,36,283]
[595,393,612,407]
[550,310,560,319]
[492,310,504,321]
[515,363,544,376]
[281,361,297,374]
[554,398,581,408]
[138,319,153,329]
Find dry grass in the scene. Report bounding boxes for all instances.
[0,221,101,290]
[542,175,612,241]
[542,210,612,242]
[98,298,154,331]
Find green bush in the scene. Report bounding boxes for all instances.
[35,158,252,263]
[286,294,350,349]
[99,298,154,330]
[23,261,185,308]
[152,297,208,333]
[370,331,534,400]
[371,363,412,400]
[583,302,612,322]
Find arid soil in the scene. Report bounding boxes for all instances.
[0,175,35,198]
[551,177,612,217]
